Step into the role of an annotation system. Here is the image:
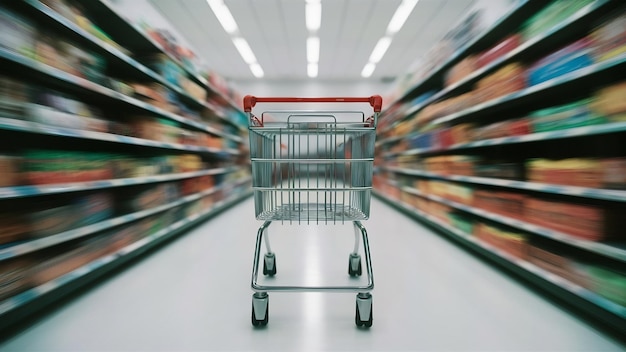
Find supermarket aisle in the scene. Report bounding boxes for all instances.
[0,197,624,351]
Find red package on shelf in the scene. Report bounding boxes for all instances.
[476,34,521,68]
[525,199,624,241]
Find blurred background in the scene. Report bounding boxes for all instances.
[0,0,625,349]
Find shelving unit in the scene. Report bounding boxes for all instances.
[374,189,626,321]
[0,0,252,331]
[375,0,626,334]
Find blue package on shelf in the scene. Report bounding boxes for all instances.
[528,54,594,86]
[411,91,437,106]
[409,132,433,149]
[527,38,595,86]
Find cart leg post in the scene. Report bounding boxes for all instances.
[349,222,363,276]
[262,223,277,276]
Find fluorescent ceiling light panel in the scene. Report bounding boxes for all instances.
[206,0,238,34]
[306,1,321,32]
[233,37,257,64]
[361,63,375,78]
[307,37,320,63]
[250,63,264,78]
[307,63,318,78]
[387,0,418,34]
[369,37,392,63]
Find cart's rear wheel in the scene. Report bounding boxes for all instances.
[263,253,276,276]
[348,254,362,276]
[252,294,269,326]
[355,294,373,327]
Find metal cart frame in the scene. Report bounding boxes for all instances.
[244,95,382,328]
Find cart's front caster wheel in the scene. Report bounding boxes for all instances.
[263,253,276,276]
[355,293,372,328]
[252,293,269,327]
[348,253,362,277]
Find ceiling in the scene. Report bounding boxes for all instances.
[147,0,478,82]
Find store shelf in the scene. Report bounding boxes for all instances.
[400,186,626,262]
[386,167,626,202]
[432,54,626,126]
[77,0,245,126]
[383,0,534,115]
[22,0,244,138]
[374,190,626,320]
[0,47,236,141]
[0,189,252,320]
[0,167,238,200]
[0,185,234,261]
[387,122,626,157]
[379,0,613,138]
[0,117,238,157]
[26,0,246,142]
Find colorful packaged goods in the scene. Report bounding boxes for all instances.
[527,239,589,288]
[0,257,34,301]
[0,75,29,117]
[526,158,603,188]
[579,265,626,307]
[448,212,474,234]
[589,82,626,122]
[0,5,37,57]
[589,13,626,62]
[73,192,114,227]
[476,34,521,68]
[474,222,529,259]
[22,150,113,185]
[526,38,594,86]
[0,155,21,187]
[475,63,526,101]
[408,131,437,150]
[180,76,206,101]
[34,37,107,85]
[142,54,186,87]
[525,198,625,241]
[28,203,76,238]
[445,56,477,87]
[28,235,111,288]
[0,211,29,245]
[520,0,595,41]
[528,98,606,133]
[27,192,113,238]
[117,183,179,213]
[474,161,524,180]
[473,190,526,220]
[602,158,626,190]
[471,117,532,141]
[26,90,109,132]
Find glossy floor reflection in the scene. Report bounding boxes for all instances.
[0,198,623,351]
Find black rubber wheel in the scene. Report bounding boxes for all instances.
[252,301,269,326]
[263,256,277,276]
[348,258,362,277]
[355,301,372,328]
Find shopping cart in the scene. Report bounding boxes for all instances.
[245,95,381,327]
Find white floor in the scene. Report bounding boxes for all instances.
[1,197,624,351]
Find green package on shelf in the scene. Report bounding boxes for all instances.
[583,265,626,307]
[529,98,607,133]
[521,0,595,41]
[448,212,474,235]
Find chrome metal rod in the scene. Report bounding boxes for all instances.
[355,220,374,289]
[352,221,360,255]
[252,221,272,290]
[264,226,273,254]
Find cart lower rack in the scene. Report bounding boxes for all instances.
[245,95,381,327]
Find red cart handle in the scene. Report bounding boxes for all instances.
[244,95,383,113]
